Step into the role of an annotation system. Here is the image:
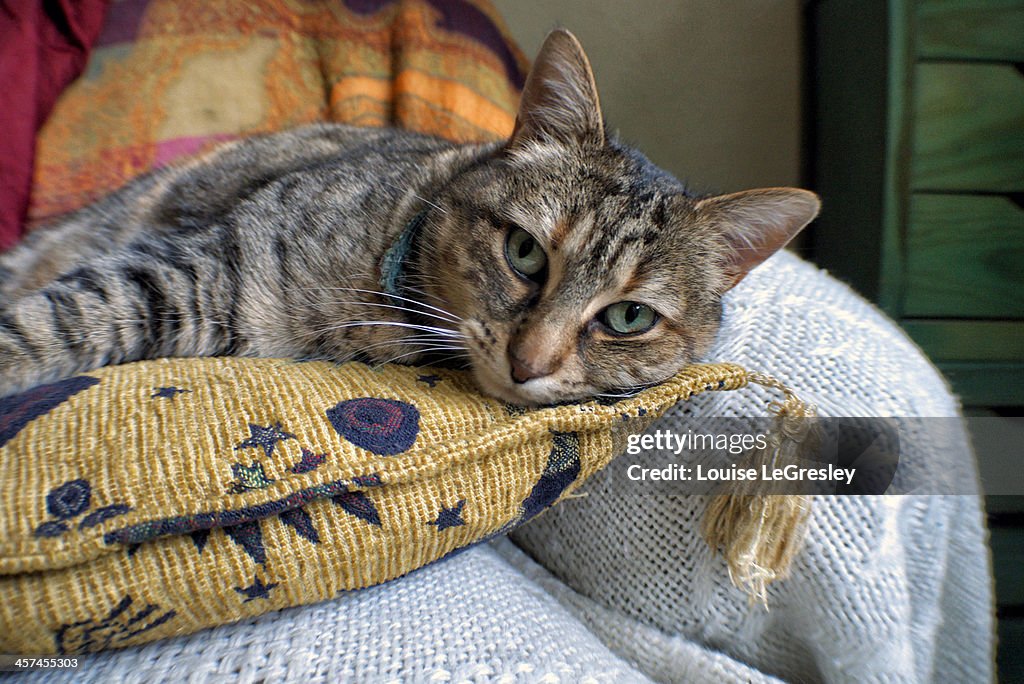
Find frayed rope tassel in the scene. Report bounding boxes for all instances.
[701,371,819,606]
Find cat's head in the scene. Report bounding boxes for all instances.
[421,29,819,406]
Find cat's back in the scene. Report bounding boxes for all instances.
[0,124,464,294]
[36,122,456,238]
[150,123,458,227]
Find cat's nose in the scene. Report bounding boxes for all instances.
[509,353,552,383]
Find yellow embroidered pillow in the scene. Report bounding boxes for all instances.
[0,357,761,654]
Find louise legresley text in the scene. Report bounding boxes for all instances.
[623,429,857,486]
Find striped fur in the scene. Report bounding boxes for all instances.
[0,30,818,405]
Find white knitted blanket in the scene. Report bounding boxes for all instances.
[511,250,994,683]
[12,251,994,683]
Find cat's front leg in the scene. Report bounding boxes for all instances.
[0,256,234,398]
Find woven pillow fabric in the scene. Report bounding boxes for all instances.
[0,359,754,653]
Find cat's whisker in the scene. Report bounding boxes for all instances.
[362,334,458,344]
[427,352,473,370]
[347,326,471,363]
[379,178,448,215]
[414,195,446,215]
[310,286,463,322]
[434,351,471,361]
[355,338,466,356]
[397,283,450,309]
[372,345,466,366]
[318,300,460,325]
[595,387,649,399]
[402,271,442,283]
[402,272,460,307]
[288,285,461,323]
[312,325,457,351]
[317,320,466,338]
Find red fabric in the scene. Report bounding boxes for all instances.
[0,0,108,251]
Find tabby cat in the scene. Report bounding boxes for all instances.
[0,30,818,406]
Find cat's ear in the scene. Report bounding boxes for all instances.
[508,28,604,148]
[696,188,820,291]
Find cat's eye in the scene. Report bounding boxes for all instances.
[505,227,547,280]
[599,301,658,335]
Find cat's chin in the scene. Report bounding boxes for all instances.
[470,365,541,406]
[468,360,578,407]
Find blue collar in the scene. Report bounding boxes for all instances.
[379,210,428,299]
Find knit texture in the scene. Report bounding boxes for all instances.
[0,356,770,654]
[510,250,995,683]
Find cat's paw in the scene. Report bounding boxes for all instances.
[0,335,54,399]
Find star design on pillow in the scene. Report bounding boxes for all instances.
[289,448,326,474]
[427,500,466,531]
[234,422,296,458]
[234,576,278,602]
[332,490,382,527]
[229,462,275,493]
[151,386,191,400]
[224,520,266,565]
[190,529,210,554]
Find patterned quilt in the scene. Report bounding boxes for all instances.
[27,0,529,227]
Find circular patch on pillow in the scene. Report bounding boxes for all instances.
[326,398,420,455]
[47,479,92,520]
